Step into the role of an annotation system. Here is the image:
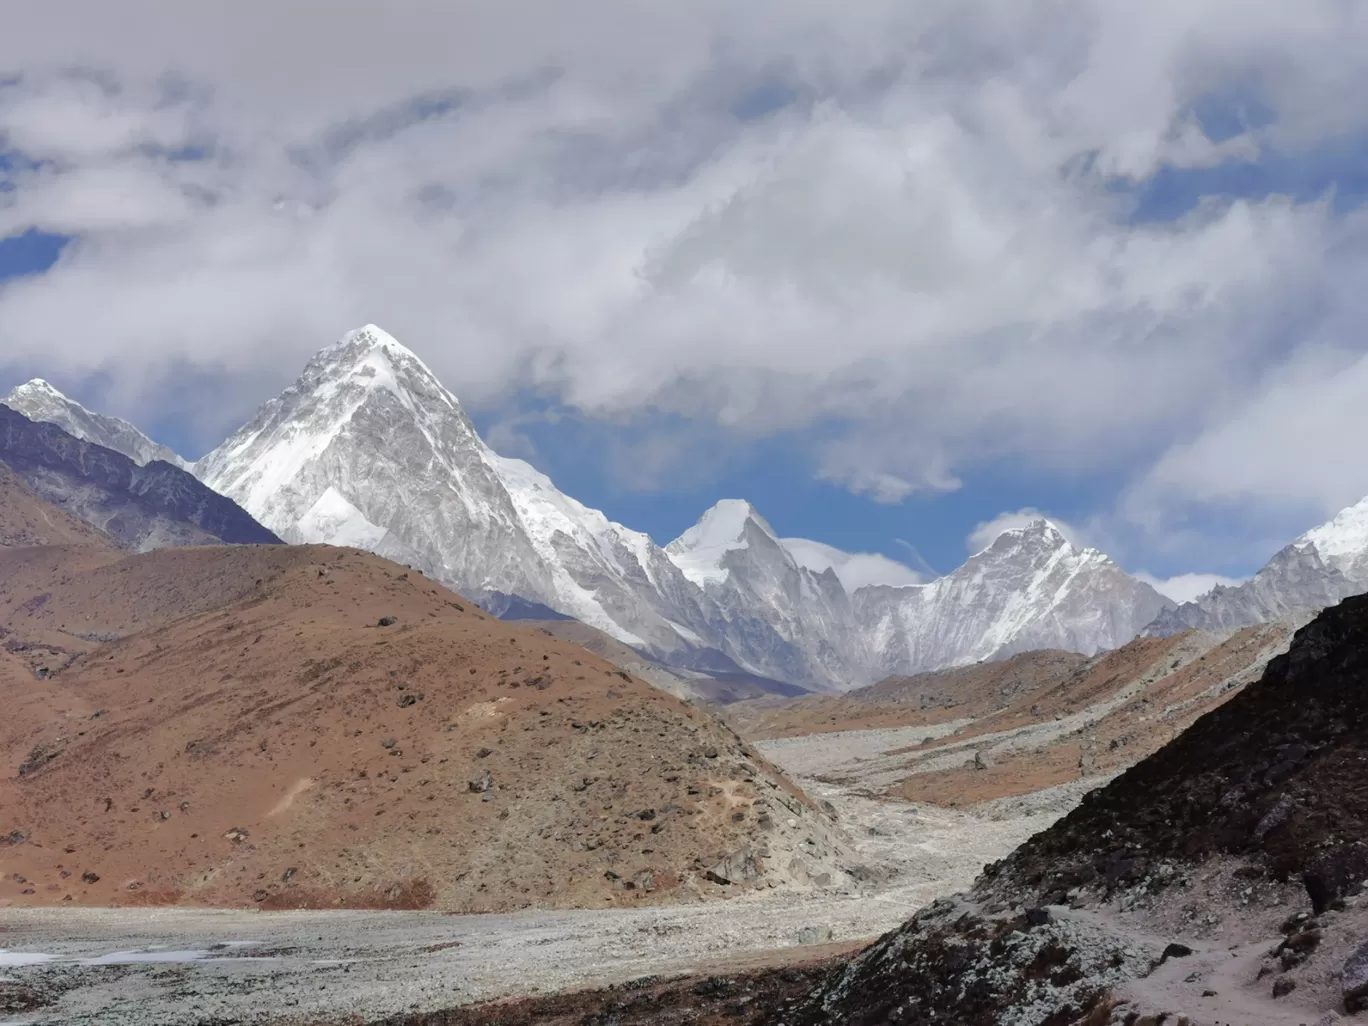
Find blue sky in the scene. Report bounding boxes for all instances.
[6,2,1368,599]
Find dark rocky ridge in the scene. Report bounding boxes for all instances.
[0,403,279,549]
[767,592,1368,1025]
[998,590,1368,901]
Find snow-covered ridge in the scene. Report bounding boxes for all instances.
[190,324,1180,689]
[1147,493,1368,636]
[2,378,190,470]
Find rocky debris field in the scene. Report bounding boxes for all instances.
[742,616,1303,812]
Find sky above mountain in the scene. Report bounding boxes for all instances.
[3,2,1368,593]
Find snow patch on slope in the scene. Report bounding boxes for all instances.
[297,487,389,549]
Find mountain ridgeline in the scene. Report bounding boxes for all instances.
[0,401,280,551]
[193,326,1172,690]
[10,323,1368,691]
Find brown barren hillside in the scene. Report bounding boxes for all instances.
[736,621,1304,811]
[0,543,847,913]
[725,649,1089,739]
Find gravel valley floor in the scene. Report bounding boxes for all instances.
[0,726,1094,1026]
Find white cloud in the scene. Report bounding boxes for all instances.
[780,537,926,590]
[966,509,1083,553]
[1133,571,1247,604]
[1127,334,1368,527]
[0,0,1366,546]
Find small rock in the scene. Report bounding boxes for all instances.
[1283,927,1323,953]
[1160,942,1194,963]
[468,769,493,794]
[224,827,250,843]
[972,750,989,771]
[81,871,100,884]
[1271,977,1296,999]
[397,693,419,708]
[381,738,397,749]
[376,616,397,627]
[282,867,297,883]
[1342,938,1368,1012]
[476,747,492,758]
[705,850,761,886]
[1304,841,1368,914]
[797,926,833,945]
[1025,906,1051,928]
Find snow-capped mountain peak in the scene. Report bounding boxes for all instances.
[666,499,780,587]
[1301,495,1368,576]
[2,378,189,469]
[1145,492,1368,636]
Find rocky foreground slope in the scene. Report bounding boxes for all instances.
[776,592,1368,1025]
[0,540,853,914]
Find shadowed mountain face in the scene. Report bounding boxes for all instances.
[0,460,113,549]
[2,378,190,469]
[0,404,280,551]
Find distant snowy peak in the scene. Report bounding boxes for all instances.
[1144,492,1368,637]
[2,378,189,469]
[1300,494,1368,579]
[197,324,712,660]
[666,499,780,586]
[979,517,1076,557]
[196,324,470,527]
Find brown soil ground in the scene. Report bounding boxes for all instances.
[0,540,839,915]
[892,622,1296,806]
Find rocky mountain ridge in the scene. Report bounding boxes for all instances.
[0,403,279,551]
[3,378,190,470]
[1146,494,1368,636]
[19,323,1366,689]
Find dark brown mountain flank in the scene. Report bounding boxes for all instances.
[0,543,843,914]
[0,403,279,549]
[763,593,1368,1026]
[1000,591,1368,903]
[0,460,112,549]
